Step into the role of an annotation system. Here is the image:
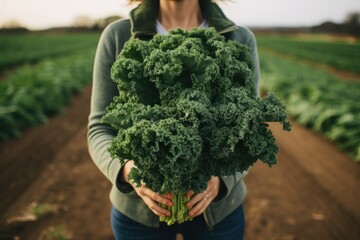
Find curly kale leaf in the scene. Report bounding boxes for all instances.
[108,118,203,193]
[102,27,291,194]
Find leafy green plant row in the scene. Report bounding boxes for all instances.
[259,50,360,161]
[0,33,100,71]
[0,49,95,140]
[256,35,360,74]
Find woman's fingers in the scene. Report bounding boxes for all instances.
[126,161,174,217]
[142,195,172,217]
[133,183,173,217]
[131,175,221,218]
[187,191,213,217]
[144,188,173,207]
[187,176,220,217]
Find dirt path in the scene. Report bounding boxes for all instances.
[244,122,360,240]
[0,84,359,240]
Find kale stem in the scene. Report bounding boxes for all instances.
[160,192,192,226]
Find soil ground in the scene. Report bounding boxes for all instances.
[0,84,359,240]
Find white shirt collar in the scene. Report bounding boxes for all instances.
[156,19,209,35]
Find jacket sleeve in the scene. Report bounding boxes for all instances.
[87,23,132,192]
[217,26,259,201]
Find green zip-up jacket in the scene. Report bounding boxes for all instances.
[87,0,260,228]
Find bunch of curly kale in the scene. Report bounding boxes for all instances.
[102,27,291,196]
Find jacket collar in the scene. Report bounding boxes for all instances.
[130,0,238,38]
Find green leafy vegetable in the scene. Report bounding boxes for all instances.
[102,27,291,225]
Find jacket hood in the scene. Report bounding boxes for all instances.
[129,0,238,38]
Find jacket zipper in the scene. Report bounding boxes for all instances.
[203,211,213,231]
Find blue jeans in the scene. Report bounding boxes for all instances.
[110,205,245,240]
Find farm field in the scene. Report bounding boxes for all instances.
[0,33,98,141]
[0,32,359,240]
[256,33,360,74]
[0,33,100,71]
[259,50,360,161]
[256,33,360,161]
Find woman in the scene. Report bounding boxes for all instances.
[87,0,260,239]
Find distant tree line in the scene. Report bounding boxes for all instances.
[0,20,29,33]
[311,12,360,37]
[0,15,123,33]
[70,15,123,30]
[1,12,359,36]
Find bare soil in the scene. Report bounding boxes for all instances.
[0,84,359,240]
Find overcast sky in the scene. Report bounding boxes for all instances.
[1,0,360,30]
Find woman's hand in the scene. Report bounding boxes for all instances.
[121,160,173,217]
[186,176,221,217]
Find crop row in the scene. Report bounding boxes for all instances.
[256,34,360,74]
[259,50,360,161]
[0,49,96,140]
[0,33,100,71]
